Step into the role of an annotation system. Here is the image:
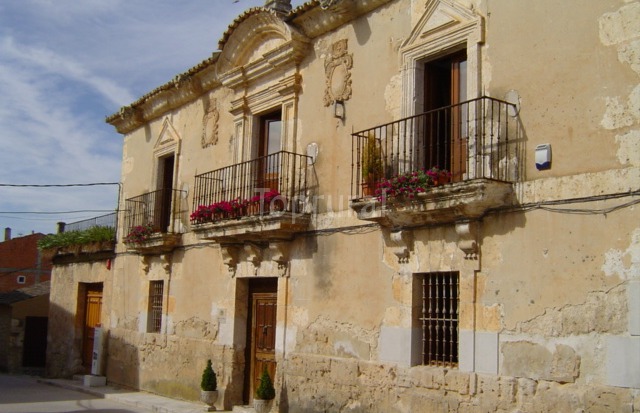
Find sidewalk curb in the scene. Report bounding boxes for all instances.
[37,377,226,413]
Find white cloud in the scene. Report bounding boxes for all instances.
[1,37,135,107]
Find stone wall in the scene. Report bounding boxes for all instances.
[280,354,639,413]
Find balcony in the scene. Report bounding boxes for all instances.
[350,96,521,228]
[124,188,186,254]
[41,213,118,263]
[191,151,312,243]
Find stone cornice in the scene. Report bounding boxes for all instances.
[289,0,393,38]
[106,58,222,135]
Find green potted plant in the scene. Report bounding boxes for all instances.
[360,133,383,196]
[253,367,276,413]
[200,359,218,411]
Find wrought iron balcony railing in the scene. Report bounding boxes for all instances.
[351,96,522,199]
[192,150,312,224]
[124,188,186,235]
[65,212,117,233]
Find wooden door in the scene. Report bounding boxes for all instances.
[449,57,467,182]
[424,51,467,182]
[82,285,103,371]
[256,111,282,192]
[249,292,277,402]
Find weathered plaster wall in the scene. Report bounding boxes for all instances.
[47,260,112,378]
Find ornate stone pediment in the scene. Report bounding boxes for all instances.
[217,9,310,89]
[154,117,181,157]
[402,0,483,57]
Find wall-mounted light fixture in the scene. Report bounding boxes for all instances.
[334,100,345,120]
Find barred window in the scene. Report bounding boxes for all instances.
[149,281,164,333]
[421,271,459,367]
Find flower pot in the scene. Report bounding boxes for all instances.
[437,172,452,186]
[254,398,273,413]
[248,203,261,216]
[361,182,375,197]
[200,390,218,411]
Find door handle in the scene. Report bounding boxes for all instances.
[262,325,268,335]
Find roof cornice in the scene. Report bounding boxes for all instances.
[106,0,394,135]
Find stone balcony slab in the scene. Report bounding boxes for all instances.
[193,212,311,243]
[350,179,515,228]
[125,233,181,254]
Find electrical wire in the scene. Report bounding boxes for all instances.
[0,183,119,187]
[0,210,116,215]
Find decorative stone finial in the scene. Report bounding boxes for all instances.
[264,0,291,15]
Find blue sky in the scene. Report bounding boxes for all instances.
[0,0,304,237]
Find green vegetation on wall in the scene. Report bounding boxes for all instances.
[37,226,116,250]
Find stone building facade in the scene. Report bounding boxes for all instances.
[47,0,639,411]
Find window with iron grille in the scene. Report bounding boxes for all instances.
[148,281,164,333]
[420,271,459,367]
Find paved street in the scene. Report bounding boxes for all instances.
[0,374,153,413]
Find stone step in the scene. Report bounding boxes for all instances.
[232,405,255,413]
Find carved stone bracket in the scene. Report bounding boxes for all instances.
[324,39,353,106]
[141,253,172,273]
[221,244,241,274]
[244,243,264,268]
[386,230,414,263]
[142,255,151,273]
[160,254,172,272]
[269,241,291,276]
[455,220,479,259]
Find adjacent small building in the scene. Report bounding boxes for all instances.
[47,0,640,412]
[0,228,51,292]
[0,229,52,373]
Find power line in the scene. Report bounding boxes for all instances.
[0,210,116,215]
[0,183,119,188]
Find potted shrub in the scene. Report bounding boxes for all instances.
[253,367,276,413]
[360,133,383,196]
[200,359,218,411]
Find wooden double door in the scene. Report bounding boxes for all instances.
[244,278,277,403]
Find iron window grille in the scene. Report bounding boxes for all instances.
[149,280,164,333]
[421,271,459,367]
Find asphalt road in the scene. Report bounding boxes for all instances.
[0,374,152,413]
